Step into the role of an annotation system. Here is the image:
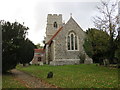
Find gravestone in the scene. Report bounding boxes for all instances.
[47,72,53,78]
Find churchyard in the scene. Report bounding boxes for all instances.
[1,0,120,89]
[15,64,118,88]
[2,75,26,88]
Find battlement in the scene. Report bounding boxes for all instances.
[48,14,62,17]
[47,14,62,24]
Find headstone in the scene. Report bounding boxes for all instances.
[47,72,53,78]
[103,59,109,66]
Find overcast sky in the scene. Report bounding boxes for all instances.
[0,0,112,45]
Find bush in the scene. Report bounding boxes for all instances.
[83,38,93,58]
[78,53,85,63]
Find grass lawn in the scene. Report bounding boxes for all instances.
[2,74,27,88]
[16,64,119,88]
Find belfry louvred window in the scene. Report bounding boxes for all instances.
[53,22,57,28]
[67,32,78,51]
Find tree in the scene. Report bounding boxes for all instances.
[84,28,110,64]
[93,0,118,33]
[35,43,43,49]
[1,20,35,72]
[0,23,2,73]
[115,29,120,67]
[93,0,118,63]
[18,38,35,66]
[83,36,93,58]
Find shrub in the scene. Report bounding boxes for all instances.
[78,53,85,63]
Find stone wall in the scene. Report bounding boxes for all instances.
[49,17,93,65]
[48,41,54,62]
[45,14,93,65]
[50,60,80,65]
[45,14,63,43]
[55,17,85,60]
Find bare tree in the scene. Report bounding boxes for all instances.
[93,0,119,63]
[93,0,118,36]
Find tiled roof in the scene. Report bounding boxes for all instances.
[34,49,44,53]
[46,26,63,45]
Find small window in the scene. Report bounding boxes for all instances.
[53,22,57,28]
[38,57,41,61]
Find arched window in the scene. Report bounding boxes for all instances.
[67,32,78,51]
[71,34,74,50]
[53,22,57,28]
[75,36,78,50]
[68,36,70,50]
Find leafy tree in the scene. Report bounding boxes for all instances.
[93,0,118,63]
[83,37,93,58]
[115,29,120,66]
[18,38,35,66]
[84,28,110,64]
[43,36,46,44]
[0,24,2,73]
[35,43,43,49]
[1,20,35,72]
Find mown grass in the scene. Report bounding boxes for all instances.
[2,74,27,88]
[16,64,119,88]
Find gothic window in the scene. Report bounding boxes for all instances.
[67,32,78,51]
[53,22,57,28]
[71,34,74,50]
[67,36,70,50]
[75,36,78,50]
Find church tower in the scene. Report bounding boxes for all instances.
[45,14,63,43]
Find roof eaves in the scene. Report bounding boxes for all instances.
[46,26,63,45]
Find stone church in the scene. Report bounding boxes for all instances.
[44,14,93,65]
